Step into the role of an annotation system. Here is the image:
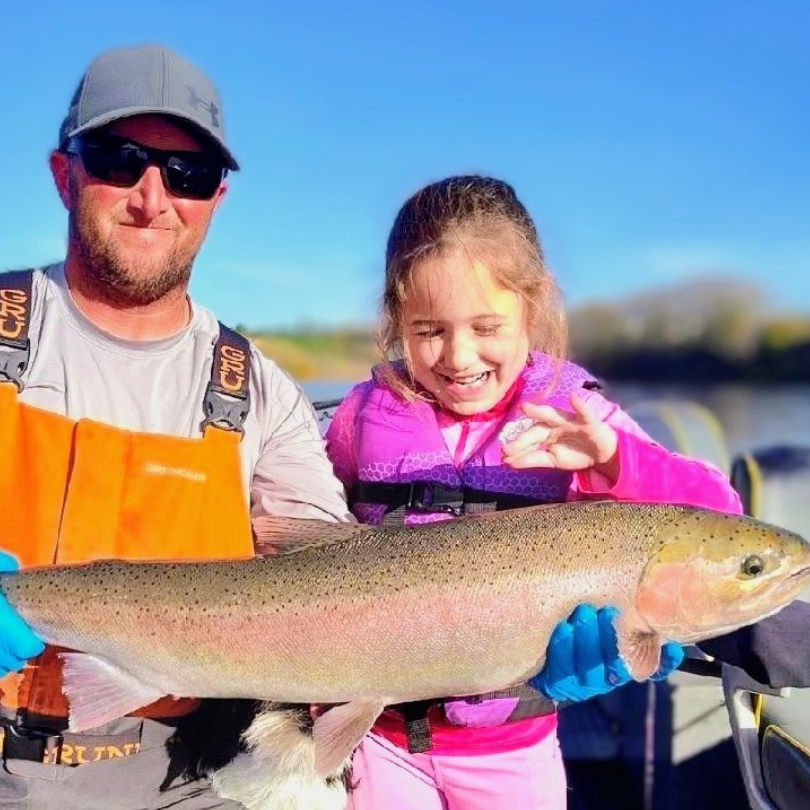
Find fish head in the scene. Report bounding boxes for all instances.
[634,507,810,643]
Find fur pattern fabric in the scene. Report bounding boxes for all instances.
[208,703,351,810]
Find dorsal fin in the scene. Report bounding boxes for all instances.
[252,516,371,555]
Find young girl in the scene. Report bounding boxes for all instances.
[325,175,742,809]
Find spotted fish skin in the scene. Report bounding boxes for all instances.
[1,501,808,709]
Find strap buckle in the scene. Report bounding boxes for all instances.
[406,482,462,516]
[0,339,31,391]
[1,722,62,762]
[201,382,250,436]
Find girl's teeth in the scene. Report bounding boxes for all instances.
[446,371,489,385]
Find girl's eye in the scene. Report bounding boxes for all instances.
[475,324,501,336]
[414,328,441,338]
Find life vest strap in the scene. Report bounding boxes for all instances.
[353,480,539,526]
[394,700,436,754]
[388,685,556,753]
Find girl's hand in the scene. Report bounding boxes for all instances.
[501,394,619,481]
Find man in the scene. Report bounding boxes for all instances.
[0,43,352,809]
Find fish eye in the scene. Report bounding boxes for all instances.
[741,554,766,578]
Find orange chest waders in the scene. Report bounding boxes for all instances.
[0,270,255,725]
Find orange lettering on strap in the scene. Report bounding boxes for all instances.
[219,345,246,392]
[42,747,58,765]
[0,289,28,340]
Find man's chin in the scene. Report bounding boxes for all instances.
[115,225,175,246]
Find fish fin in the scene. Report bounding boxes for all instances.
[613,618,663,680]
[312,700,386,778]
[60,652,167,732]
[252,516,371,556]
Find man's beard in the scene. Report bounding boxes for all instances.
[69,200,198,307]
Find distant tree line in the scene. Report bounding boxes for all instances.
[569,279,810,383]
[245,277,810,384]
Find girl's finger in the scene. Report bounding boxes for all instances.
[503,449,558,470]
[502,424,553,455]
[522,402,572,427]
[569,394,596,424]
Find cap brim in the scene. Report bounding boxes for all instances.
[65,108,240,171]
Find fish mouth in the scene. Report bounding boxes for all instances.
[742,564,810,611]
[780,565,810,589]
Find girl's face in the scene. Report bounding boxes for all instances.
[402,255,531,416]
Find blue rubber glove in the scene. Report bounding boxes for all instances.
[0,552,45,677]
[530,604,684,702]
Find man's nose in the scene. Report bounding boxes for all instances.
[127,165,171,220]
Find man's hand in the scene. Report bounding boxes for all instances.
[0,552,45,677]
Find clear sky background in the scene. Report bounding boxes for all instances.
[2,1,808,329]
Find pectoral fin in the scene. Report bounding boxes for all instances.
[613,617,663,680]
[312,700,386,778]
[60,652,167,731]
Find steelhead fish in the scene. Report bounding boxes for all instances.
[1,500,809,777]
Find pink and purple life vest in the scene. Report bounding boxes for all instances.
[345,352,597,525]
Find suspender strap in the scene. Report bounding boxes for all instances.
[202,323,251,436]
[0,270,34,391]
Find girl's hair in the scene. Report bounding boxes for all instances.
[378,174,569,399]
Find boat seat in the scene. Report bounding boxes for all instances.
[725,444,810,810]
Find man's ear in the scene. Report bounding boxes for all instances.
[50,150,73,210]
[212,180,228,213]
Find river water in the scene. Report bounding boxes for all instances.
[304,380,810,460]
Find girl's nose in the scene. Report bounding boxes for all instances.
[443,332,478,370]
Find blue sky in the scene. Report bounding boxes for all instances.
[3,1,809,329]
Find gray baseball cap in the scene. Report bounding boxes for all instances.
[59,44,239,170]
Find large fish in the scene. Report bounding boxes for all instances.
[1,500,809,779]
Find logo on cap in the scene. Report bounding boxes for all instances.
[186,86,220,130]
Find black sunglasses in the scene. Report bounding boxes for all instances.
[63,135,227,201]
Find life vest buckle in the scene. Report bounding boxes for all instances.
[407,482,462,516]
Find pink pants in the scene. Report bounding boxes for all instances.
[347,731,567,810]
